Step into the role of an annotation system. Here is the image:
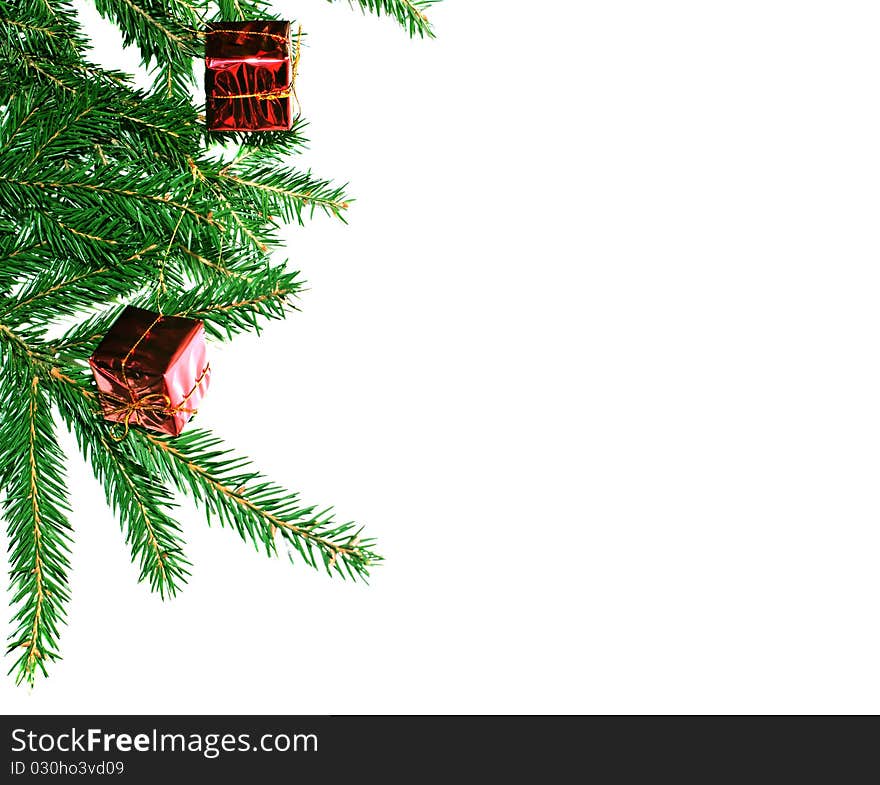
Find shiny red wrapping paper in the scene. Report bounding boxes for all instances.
[89,306,211,437]
[205,21,293,132]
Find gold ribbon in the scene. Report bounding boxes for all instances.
[205,29,290,46]
[214,88,292,102]
[101,314,210,440]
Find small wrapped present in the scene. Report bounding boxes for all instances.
[89,306,211,437]
[205,20,296,132]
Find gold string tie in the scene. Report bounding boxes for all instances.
[104,364,210,441]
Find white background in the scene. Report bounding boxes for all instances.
[3,0,880,714]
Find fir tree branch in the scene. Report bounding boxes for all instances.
[176,243,251,281]
[48,216,120,248]
[0,18,58,37]
[0,242,50,289]
[329,0,437,38]
[215,167,350,224]
[90,0,199,99]
[160,263,304,339]
[52,264,302,354]
[27,106,93,166]
[0,98,42,157]
[0,173,219,228]
[53,377,191,599]
[31,0,79,32]
[0,322,54,367]
[0,325,191,601]
[215,0,272,22]
[0,266,138,327]
[113,0,191,46]
[131,428,381,581]
[1,371,72,684]
[202,178,269,253]
[44,362,381,581]
[18,52,75,92]
[189,158,275,253]
[16,210,134,269]
[55,307,126,359]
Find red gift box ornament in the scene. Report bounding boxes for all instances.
[89,306,211,437]
[205,21,299,132]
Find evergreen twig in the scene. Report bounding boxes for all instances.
[329,0,437,38]
[0,369,72,685]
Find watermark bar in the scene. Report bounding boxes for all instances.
[0,716,873,780]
